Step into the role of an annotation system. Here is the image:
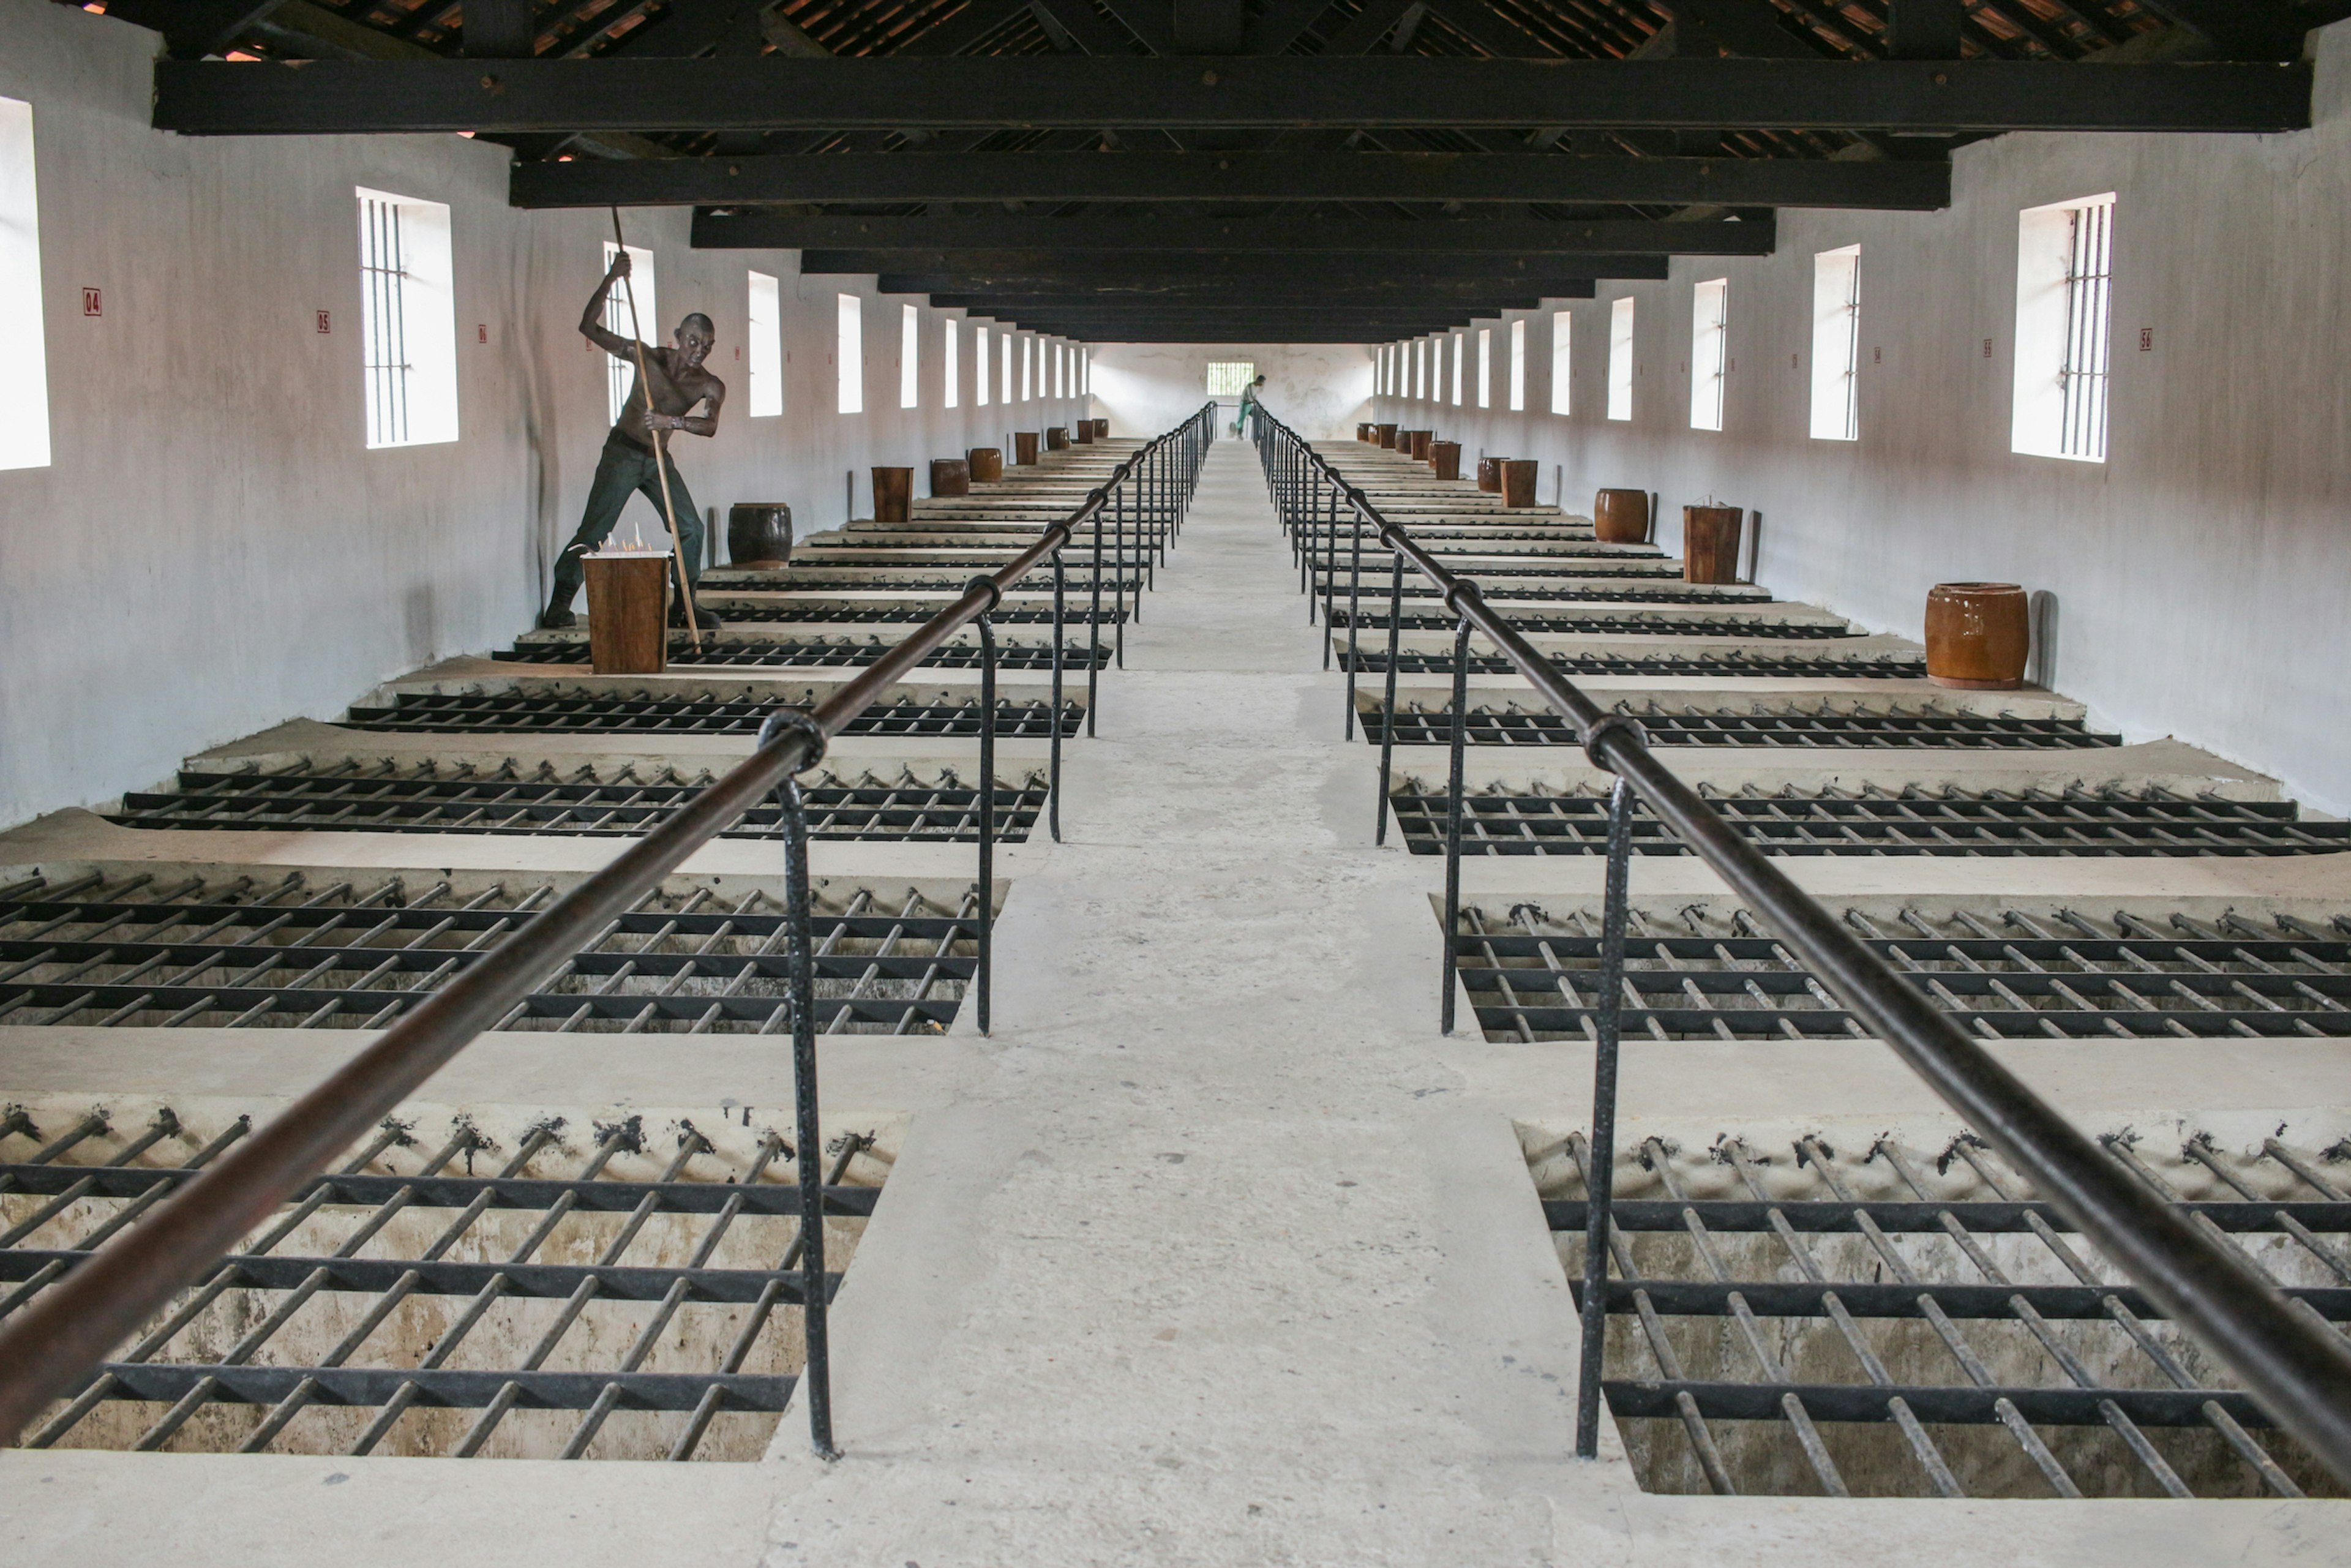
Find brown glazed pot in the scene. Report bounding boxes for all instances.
[1592,489,1650,545]
[968,447,1004,482]
[583,554,669,676]
[930,458,971,497]
[1375,423,1398,449]
[1499,459,1539,509]
[872,467,913,524]
[1357,422,1374,442]
[1925,582,2031,689]
[1475,457,1503,493]
[726,502,793,568]
[1014,431,1040,466]
[1682,505,1744,584]
[1429,441,1463,481]
[1046,426,1071,450]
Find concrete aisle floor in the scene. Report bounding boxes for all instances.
[751,443,2339,1565]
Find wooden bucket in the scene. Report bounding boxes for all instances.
[969,447,1004,482]
[1682,505,1744,584]
[1375,423,1398,449]
[1014,432,1040,465]
[1357,422,1374,442]
[1429,441,1462,481]
[1074,421,1095,444]
[931,458,970,497]
[726,503,792,568]
[872,467,913,523]
[1593,489,1649,544]
[1925,582,2030,689]
[583,553,669,675]
[1408,430,1433,460]
[1499,459,1539,509]
[1475,457,1502,493]
[1046,426,1071,450]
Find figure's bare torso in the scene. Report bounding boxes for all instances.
[611,345,724,450]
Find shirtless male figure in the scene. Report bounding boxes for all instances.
[541,250,727,631]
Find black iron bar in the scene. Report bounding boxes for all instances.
[1051,549,1066,843]
[1343,506,1365,741]
[1374,552,1404,844]
[777,763,836,1459]
[1573,778,1634,1461]
[1439,616,1472,1035]
[1250,409,2351,1485]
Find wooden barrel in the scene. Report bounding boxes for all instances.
[583,553,669,675]
[1682,505,1744,584]
[930,458,970,497]
[1408,430,1433,460]
[1074,421,1095,444]
[1499,459,1539,509]
[969,447,1003,482]
[872,467,913,523]
[1014,431,1040,466]
[1375,423,1398,449]
[1475,457,1502,493]
[726,502,792,568]
[1046,426,1071,450]
[1593,489,1649,544]
[1357,422,1374,442]
[1429,441,1462,481]
[1925,582,2030,689]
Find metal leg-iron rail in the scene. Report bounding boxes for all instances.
[0,405,1220,1454]
[1247,405,2351,1489]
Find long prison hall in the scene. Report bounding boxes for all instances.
[2,0,2350,1562]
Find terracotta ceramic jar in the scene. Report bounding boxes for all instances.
[969,447,1004,482]
[1593,489,1649,545]
[1925,582,2031,689]
[930,458,970,497]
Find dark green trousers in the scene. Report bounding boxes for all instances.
[548,435,705,610]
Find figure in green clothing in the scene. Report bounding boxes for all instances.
[1232,372,1267,437]
[540,250,729,632]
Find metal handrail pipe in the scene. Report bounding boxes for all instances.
[1253,409,2351,1484]
[0,405,1217,1444]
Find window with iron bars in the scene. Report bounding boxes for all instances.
[359,188,457,449]
[2012,193,2115,463]
[1205,361,1256,397]
[602,241,656,426]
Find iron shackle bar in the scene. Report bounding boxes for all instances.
[1252,410,2351,1485]
[0,403,1221,1444]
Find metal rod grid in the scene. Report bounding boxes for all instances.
[1,1106,880,1460]
[1458,901,2351,1043]
[699,604,1123,628]
[0,873,978,1036]
[1537,1127,2350,1498]
[1354,651,1926,680]
[111,765,1049,844]
[494,638,1111,672]
[1333,610,1860,639]
[345,692,1082,738]
[705,573,1142,595]
[1368,702,2119,750]
[1392,784,2345,857]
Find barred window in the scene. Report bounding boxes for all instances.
[1205,361,1256,397]
[359,188,457,449]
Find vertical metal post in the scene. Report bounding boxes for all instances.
[1374,551,1404,844]
[1089,486,1104,738]
[1343,500,1365,740]
[1439,615,1472,1035]
[971,593,999,1037]
[1050,548,1066,843]
[1116,478,1130,653]
[1321,478,1339,664]
[1575,776,1638,1460]
[775,757,836,1460]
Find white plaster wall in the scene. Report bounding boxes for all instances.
[1373,23,2351,814]
[0,0,1083,829]
[1090,341,1373,441]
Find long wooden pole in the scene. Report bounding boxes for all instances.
[609,208,703,650]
